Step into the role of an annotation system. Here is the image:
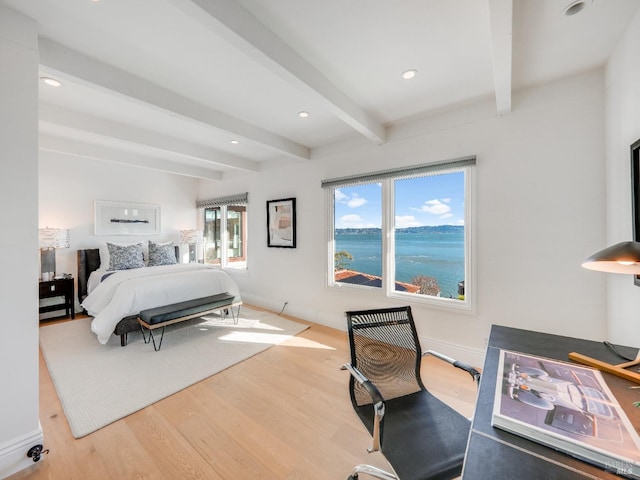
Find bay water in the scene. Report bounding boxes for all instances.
[335,227,464,298]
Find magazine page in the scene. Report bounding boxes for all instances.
[493,349,640,478]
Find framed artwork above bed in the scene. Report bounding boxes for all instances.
[94,200,160,236]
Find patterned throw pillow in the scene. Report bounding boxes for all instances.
[148,241,177,266]
[107,242,145,270]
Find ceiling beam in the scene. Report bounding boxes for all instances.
[39,104,260,172]
[488,0,513,114]
[38,38,310,161]
[168,0,386,144]
[40,134,223,181]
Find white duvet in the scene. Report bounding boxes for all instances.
[82,264,240,344]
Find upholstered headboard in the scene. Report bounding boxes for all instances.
[77,249,101,304]
[76,246,180,304]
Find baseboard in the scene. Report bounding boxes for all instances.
[419,335,485,369]
[240,293,285,316]
[240,293,485,366]
[240,294,345,330]
[0,425,44,479]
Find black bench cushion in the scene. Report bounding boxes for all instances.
[139,293,241,325]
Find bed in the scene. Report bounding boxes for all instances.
[77,246,241,346]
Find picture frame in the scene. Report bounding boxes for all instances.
[631,138,640,286]
[267,197,296,248]
[94,200,160,236]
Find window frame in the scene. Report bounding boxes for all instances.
[326,162,475,313]
[202,203,248,271]
[201,193,249,272]
[203,206,222,266]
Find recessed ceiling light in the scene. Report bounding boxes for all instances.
[402,69,418,80]
[562,0,592,16]
[230,140,239,144]
[298,111,310,118]
[41,77,62,87]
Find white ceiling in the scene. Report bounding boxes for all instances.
[2,0,639,180]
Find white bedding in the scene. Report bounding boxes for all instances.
[82,264,240,344]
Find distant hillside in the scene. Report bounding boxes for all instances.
[335,225,463,235]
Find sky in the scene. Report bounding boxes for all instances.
[334,171,465,229]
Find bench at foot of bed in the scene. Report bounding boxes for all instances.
[138,293,242,351]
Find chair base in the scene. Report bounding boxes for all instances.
[348,464,397,480]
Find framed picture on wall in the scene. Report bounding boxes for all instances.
[267,198,296,248]
[94,200,161,235]
[631,138,640,286]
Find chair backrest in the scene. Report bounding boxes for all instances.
[346,306,425,407]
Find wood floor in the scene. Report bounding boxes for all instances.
[13,309,478,480]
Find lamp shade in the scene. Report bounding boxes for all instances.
[179,229,203,245]
[39,228,70,249]
[581,241,640,274]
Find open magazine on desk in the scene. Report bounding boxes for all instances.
[492,349,640,479]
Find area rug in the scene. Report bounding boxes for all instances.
[39,307,308,438]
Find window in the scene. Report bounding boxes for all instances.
[198,193,248,270]
[324,158,474,310]
[204,207,222,264]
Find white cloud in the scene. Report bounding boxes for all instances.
[335,189,367,208]
[339,214,377,228]
[420,199,451,215]
[395,215,421,228]
[334,189,348,203]
[442,198,451,203]
[347,194,367,208]
[341,214,362,223]
[439,213,453,219]
[455,219,464,225]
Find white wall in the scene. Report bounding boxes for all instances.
[199,70,608,365]
[605,8,640,345]
[0,7,43,479]
[39,151,201,310]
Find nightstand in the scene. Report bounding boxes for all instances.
[39,277,75,319]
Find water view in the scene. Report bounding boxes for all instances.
[335,225,464,298]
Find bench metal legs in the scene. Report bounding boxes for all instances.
[140,304,241,351]
[140,324,165,351]
[224,304,240,324]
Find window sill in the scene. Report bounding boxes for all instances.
[329,281,474,314]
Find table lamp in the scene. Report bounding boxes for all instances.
[575,241,640,383]
[39,227,70,281]
[179,229,203,263]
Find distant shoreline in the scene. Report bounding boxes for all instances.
[336,225,463,235]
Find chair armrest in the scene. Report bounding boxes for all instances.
[341,363,385,452]
[424,349,481,386]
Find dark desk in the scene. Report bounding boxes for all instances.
[462,325,640,479]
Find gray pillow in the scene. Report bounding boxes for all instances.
[148,241,177,266]
[107,242,145,270]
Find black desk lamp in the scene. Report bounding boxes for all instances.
[574,241,640,383]
[582,241,640,275]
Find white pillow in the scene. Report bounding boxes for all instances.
[99,241,149,270]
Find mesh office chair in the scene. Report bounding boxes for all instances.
[342,306,481,480]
